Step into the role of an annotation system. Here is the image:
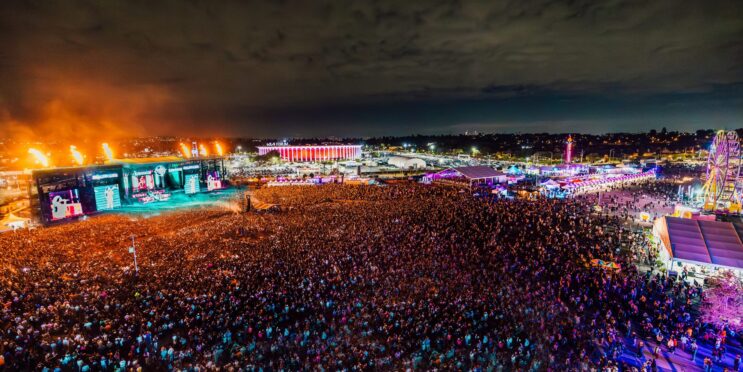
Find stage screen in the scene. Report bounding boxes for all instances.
[185,174,200,194]
[132,173,155,192]
[94,184,122,211]
[49,189,84,220]
[206,171,222,191]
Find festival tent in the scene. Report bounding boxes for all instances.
[388,156,426,170]
[540,179,561,188]
[653,216,743,273]
[430,166,507,185]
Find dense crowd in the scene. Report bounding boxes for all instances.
[0,183,732,370]
[578,180,681,221]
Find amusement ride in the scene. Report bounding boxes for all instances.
[701,130,742,214]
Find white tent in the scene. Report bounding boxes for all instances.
[388,156,426,170]
[540,179,561,188]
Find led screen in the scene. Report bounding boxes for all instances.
[94,184,121,211]
[206,171,222,191]
[185,174,200,194]
[132,173,155,192]
[49,189,84,220]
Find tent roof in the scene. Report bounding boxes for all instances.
[657,216,743,269]
[449,166,504,180]
[106,156,186,165]
[540,179,560,187]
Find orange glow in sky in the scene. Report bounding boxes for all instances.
[179,142,191,158]
[102,143,114,160]
[28,148,50,167]
[70,145,84,165]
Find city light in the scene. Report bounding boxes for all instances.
[199,144,208,157]
[215,141,224,156]
[70,145,84,165]
[28,148,50,167]
[102,143,114,160]
[179,143,191,158]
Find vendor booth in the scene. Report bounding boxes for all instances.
[653,216,743,279]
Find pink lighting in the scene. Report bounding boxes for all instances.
[257,145,362,162]
[565,135,574,164]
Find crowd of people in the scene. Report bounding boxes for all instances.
[0,183,737,370]
[578,180,682,221]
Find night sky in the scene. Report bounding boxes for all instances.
[1,0,742,139]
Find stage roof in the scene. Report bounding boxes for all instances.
[106,156,185,165]
[450,166,505,180]
[655,216,743,270]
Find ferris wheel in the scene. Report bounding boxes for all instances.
[702,130,742,212]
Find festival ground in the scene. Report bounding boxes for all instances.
[1,183,740,370]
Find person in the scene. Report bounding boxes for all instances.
[734,354,741,371]
[691,339,699,362]
[704,356,713,372]
[0,182,714,370]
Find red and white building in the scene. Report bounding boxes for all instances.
[257,145,362,162]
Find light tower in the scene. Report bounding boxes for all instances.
[564,135,574,164]
[191,141,199,158]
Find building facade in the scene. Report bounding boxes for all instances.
[257,145,361,162]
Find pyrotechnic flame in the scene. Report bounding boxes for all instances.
[179,143,191,158]
[102,143,114,160]
[28,148,50,167]
[215,142,224,156]
[70,145,84,165]
[199,144,208,157]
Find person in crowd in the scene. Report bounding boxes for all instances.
[0,183,730,370]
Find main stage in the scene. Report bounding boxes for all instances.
[30,156,228,224]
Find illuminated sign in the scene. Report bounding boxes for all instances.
[134,170,153,176]
[49,189,84,221]
[185,174,200,194]
[182,164,200,170]
[92,173,119,180]
[94,184,121,211]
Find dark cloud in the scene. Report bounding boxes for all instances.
[0,0,742,138]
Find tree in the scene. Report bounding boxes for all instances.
[700,270,743,332]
